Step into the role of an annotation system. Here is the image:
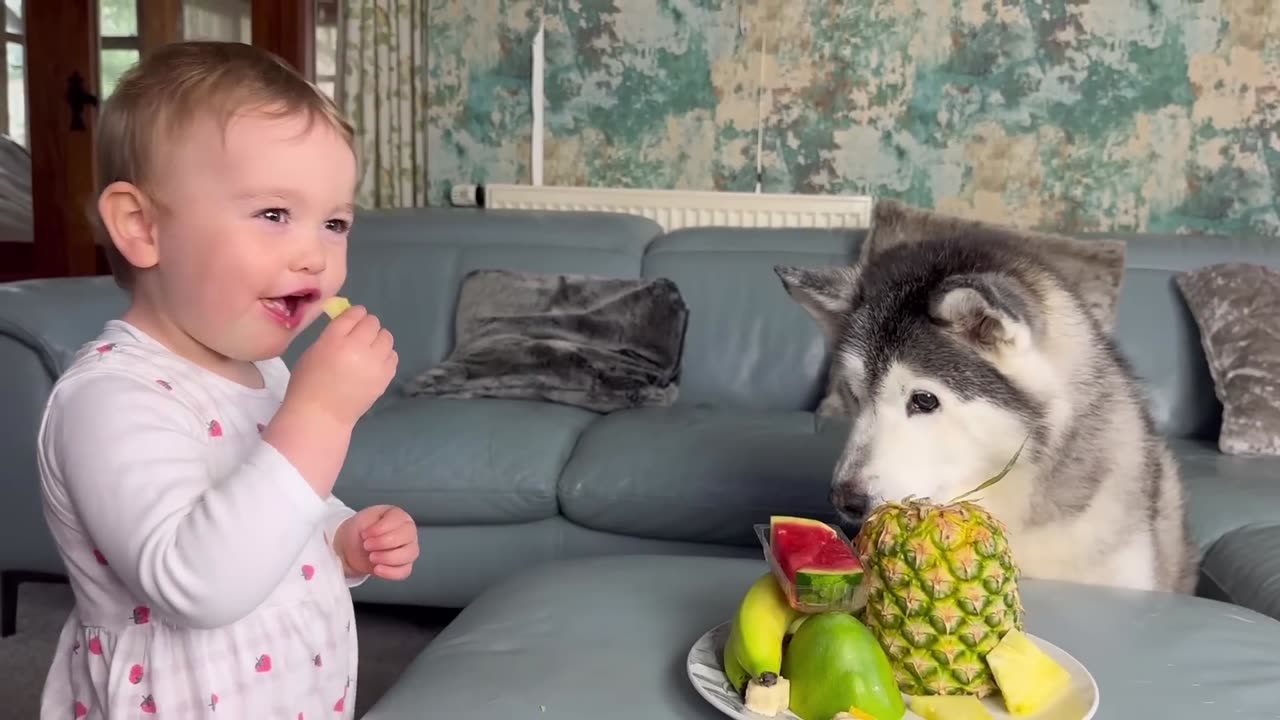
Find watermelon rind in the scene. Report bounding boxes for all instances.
[756,518,866,613]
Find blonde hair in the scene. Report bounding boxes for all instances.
[94,41,356,290]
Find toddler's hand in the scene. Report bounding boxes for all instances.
[334,505,418,581]
[286,305,398,429]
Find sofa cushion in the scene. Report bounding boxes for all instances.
[336,397,599,524]
[1170,437,1280,550]
[640,228,864,412]
[1199,524,1280,622]
[557,407,849,545]
[1112,269,1222,439]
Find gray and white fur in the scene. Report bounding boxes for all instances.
[775,234,1199,594]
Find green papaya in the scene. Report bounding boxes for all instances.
[781,612,906,720]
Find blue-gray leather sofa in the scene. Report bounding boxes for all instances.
[3,207,1278,635]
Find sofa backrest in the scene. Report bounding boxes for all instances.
[9,207,1277,444]
[308,208,864,414]
[282,208,663,392]
[1105,233,1280,439]
[314,208,1280,440]
[640,226,863,411]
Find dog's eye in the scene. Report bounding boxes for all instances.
[908,390,939,415]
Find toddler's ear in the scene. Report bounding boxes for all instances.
[98,181,159,270]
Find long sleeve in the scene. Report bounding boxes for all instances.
[320,495,370,587]
[40,371,331,630]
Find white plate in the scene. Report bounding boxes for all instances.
[686,621,1099,720]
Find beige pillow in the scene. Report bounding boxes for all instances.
[1175,263,1280,457]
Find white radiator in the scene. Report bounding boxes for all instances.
[457,184,875,233]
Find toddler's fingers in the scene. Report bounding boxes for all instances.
[325,304,368,334]
[362,509,411,540]
[362,530,409,552]
[373,563,413,580]
[362,517,414,548]
[369,545,419,567]
[372,327,395,355]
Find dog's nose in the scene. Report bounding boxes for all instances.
[830,485,870,519]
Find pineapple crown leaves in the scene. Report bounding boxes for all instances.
[948,432,1031,505]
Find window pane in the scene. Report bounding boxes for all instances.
[101,0,138,37]
[4,0,21,35]
[101,48,139,99]
[183,0,251,43]
[315,23,336,78]
[6,41,22,147]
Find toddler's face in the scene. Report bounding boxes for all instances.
[148,109,358,363]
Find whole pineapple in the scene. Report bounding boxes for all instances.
[852,446,1028,698]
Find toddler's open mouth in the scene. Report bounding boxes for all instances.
[262,289,319,328]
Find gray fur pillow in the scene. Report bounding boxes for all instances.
[403,269,689,413]
[813,199,1128,417]
[1175,263,1280,457]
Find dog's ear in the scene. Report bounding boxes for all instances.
[928,273,1032,350]
[774,264,861,342]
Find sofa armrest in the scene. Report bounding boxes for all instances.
[0,276,127,574]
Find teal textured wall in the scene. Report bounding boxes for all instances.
[427,0,1279,236]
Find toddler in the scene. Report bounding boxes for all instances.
[35,41,418,718]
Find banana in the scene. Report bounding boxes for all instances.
[722,620,751,694]
[787,613,810,636]
[728,572,801,681]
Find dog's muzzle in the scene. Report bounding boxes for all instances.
[830,484,871,520]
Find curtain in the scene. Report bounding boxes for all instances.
[337,0,428,209]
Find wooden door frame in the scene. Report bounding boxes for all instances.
[252,0,315,81]
[138,0,184,57]
[25,1,103,279]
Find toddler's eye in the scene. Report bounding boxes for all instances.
[258,208,289,223]
[325,218,351,234]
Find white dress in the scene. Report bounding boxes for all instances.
[36,320,365,719]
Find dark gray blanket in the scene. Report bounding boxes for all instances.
[403,269,689,413]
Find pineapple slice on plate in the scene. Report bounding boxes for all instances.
[986,629,1073,716]
[908,695,994,720]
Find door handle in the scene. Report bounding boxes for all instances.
[65,71,99,131]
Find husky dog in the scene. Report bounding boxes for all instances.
[775,235,1199,594]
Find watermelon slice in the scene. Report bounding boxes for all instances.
[767,515,864,611]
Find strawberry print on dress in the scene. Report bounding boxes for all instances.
[38,323,361,719]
